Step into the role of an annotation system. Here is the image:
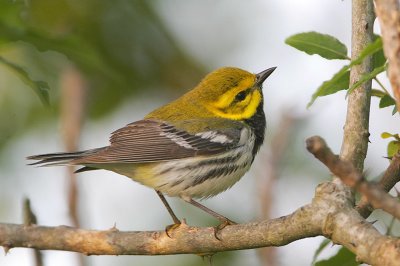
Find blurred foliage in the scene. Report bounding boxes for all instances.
[315,246,358,266]
[0,0,204,150]
[312,238,331,265]
[313,239,358,266]
[381,132,400,158]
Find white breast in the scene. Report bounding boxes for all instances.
[149,128,256,199]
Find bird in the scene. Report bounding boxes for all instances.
[28,66,276,230]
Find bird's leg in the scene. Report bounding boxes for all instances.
[156,190,182,237]
[156,190,180,224]
[182,197,236,240]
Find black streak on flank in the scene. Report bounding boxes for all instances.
[188,163,247,188]
[244,98,266,158]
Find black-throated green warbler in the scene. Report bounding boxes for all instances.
[28,66,276,227]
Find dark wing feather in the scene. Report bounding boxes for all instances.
[73,119,240,164]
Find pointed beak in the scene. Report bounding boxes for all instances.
[255,67,277,87]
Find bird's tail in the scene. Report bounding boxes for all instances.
[27,147,106,167]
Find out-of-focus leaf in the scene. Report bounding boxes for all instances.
[312,238,331,264]
[347,64,387,95]
[0,0,26,30]
[308,66,350,107]
[0,56,50,106]
[381,132,394,139]
[379,94,396,108]
[373,49,387,69]
[315,247,358,266]
[388,140,400,158]
[0,0,205,151]
[285,31,349,60]
[371,89,386,98]
[0,22,123,85]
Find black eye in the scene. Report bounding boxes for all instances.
[235,91,247,101]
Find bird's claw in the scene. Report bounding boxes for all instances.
[213,218,236,240]
[165,218,186,238]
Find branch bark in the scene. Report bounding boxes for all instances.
[0,206,322,255]
[2,137,400,265]
[340,0,374,171]
[1,180,399,265]
[357,152,400,217]
[374,0,400,111]
[307,136,400,220]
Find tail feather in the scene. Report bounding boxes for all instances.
[27,147,106,167]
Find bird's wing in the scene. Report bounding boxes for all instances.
[74,119,243,164]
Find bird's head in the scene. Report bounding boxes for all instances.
[192,67,276,121]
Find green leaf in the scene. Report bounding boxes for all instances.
[371,89,386,98]
[381,132,394,139]
[379,94,396,108]
[0,56,50,106]
[312,238,331,264]
[285,31,349,60]
[347,64,387,95]
[387,141,400,158]
[315,247,358,266]
[373,49,387,69]
[350,37,383,66]
[308,66,350,107]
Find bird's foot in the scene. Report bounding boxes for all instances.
[165,218,187,238]
[214,218,236,240]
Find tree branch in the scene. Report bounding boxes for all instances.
[340,0,374,171]
[1,179,399,265]
[0,204,322,255]
[357,152,400,218]
[307,136,400,220]
[374,0,400,110]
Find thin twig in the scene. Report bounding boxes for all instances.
[256,111,299,266]
[357,152,400,217]
[23,199,43,266]
[60,65,87,228]
[374,77,390,95]
[60,65,87,266]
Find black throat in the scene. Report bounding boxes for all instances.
[244,99,266,158]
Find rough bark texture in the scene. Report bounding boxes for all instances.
[375,0,400,110]
[340,0,374,171]
[0,206,322,256]
[2,146,400,265]
[307,136,400,221]
[357,152,400,218]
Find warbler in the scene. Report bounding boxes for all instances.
[28,66,276,227]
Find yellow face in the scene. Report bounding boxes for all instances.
[145,67,267,122]
[206,76,262,120]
